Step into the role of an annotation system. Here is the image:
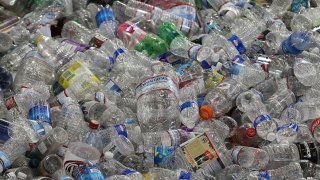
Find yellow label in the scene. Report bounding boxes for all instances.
[180,133,220,171]
[59,61,100,89]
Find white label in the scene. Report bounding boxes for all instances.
[37,142,48,154]
[135,75,178,99]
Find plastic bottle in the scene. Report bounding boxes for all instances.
[142,129,195,146]
[231,146,269,170]
[56,97,88,143]
[95,5,117,39]
[236,89,277,141]
[98,158,143,180]
[170,36,219,64]
[291,7,320,32]
[82,120,104,153]
[200,78,246,120]
[268,0,293,17]
[179,83,199,128]
[228,122,264,147]
[112,1,200,37]
[281,32,312,55]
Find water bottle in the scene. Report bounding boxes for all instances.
[294,58,318,87]
[98,158,143,180]
[103,135,135,162]
[291,7,320,32]
[170,36,219,64]
[236,89,277,141]
[72,163,104,180]
[95,5,117,39]
[281,32,312,55]
[13,51,55,92]
[0,138,29,173]
[179,83,199,128]
[136,74,180,132]
[268,0,293,17]
[231,146,269,170]
[265,88,296,118]
[82,120,104,153]
[56,97,88,142]
[200,78,246,120]
[142,129,195,146]
[38,154,63,177]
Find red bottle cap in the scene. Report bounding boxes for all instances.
[246,128,256,138]
[89,120,99,129]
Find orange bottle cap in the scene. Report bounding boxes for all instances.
[200,105,214,120]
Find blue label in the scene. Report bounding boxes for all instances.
[200,60,211,70]
[228,35,246,54]
[28,104,52,125]
[230,55,245,76]
[73,165,104,180]
[277,122,299,132]
[176,61,193,75]
[291,0,309,13]
[122,168,137,176]
[29,120,46,136]
[125,118,138,125]
[108,48,125,72]
[179,171,192,180]
[103,79,123,95]
[154,146,176,168]
[158,52,182,65]
[257,171,270,180]
[281,32,310,55]
[197,97,205,108]
[0,120,10,143]
[95,8,115,27]
[253,114,272,129]
[180,101,196,112]
[0,151,11,169]
[114,124,128,138]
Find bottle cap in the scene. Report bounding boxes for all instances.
[89,120,100,129]
[199,105,214,120]
[246,128,256,138]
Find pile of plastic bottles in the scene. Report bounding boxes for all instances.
[2,0,320,179]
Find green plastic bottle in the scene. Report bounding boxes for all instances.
[157,22,186,45]
[134,34,169,58]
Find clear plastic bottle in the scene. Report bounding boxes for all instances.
[265,88,296,118]
[112,1,200,37]
[231,146,269,170]
[228,122,264,147]
[56,97,88,143]
[13,51,55,92]
[291,7,320,32]
[82,120,104,153]
[294,58,318,87]
[98,158,143,180]
[281,32,312,55]
[0,138,29,173]
[268,0,293,17]
[200,78,246,120]
[142,129,195,146]
[236,90,277,141]
[170,36,219,64]
[179,83,199,128]
[95,5,117,39]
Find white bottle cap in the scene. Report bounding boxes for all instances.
[103,151,114,159]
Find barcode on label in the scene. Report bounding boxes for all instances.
[62,70,75,81]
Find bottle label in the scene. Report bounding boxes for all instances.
[108,48,125,72]
[276,122,299,133]
[103,79,123,95]
[29,120,46,136]
[95,8,115,27]
[89,33,107,48]
[180,101,197,112]
[296,142,318,164]
[114,124,128,138]
[0,151,11,169]
[228,35,246,54]
[158,51,183,65]
[59,60,100,90]
[230,55,245,78]
[73,165,104,180]
[117,21,147,49]
[122,168,137,175]
[154,146,176,168]
[28,103,52,125]
[231,146,244,164]
[253,114,272,129]
[178,170,192,180]
[95,92,106,104]
[56,90,70,106]
[257,171,270,180]
[180,133,225,171]
[188,45,202,60]
[311,118,320,134]
[135,75,178,99]
[0,120,10,143]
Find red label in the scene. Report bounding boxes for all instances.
[5,96,17,110]
[311,118,320,134]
